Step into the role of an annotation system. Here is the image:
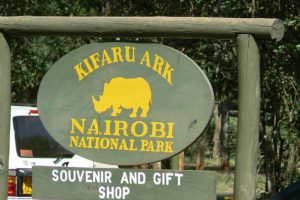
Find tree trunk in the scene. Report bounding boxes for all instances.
[196,139,206,170]
[220,102,230,172]
[196,130,208,170]
[103,1,111,16]
[212,103,221,159]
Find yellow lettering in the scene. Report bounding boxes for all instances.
[78,137,88,148]
[82,58,94,73]
[74,62,89,81]
[129,139,137,151]
[103,120,112,135]
[140,140,148,151]
[86,137,95,148]
[164,141,174,153]
[94,137,101,149]
[156,140,165,152]
[166,123,175,138]
[150,121,166,138]
[125,46,135,63]
[152,54,164,74]
[69,136,79,147]
[162,62,175,85]
[113,120,129,136]
[139,51,151,68]
[119,139,129,150]
[70,118,86,134]
[111,47,124,63]
[89,52,100,69]
[69,119,175,153]
[146,140,155,152]
[87,119,100,134]
[101,50,113,66]
[131,121,148,137]
[140,139,155,152]
[99,138,110,149]
[110,138,119,150]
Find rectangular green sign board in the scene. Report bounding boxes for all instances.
[32,166,215,200]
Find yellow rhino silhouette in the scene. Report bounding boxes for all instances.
[92,77,152,118]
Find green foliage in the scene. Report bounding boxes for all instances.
[258,4,300,192]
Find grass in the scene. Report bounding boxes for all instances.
[216,172,234,193]
[192,158,267,194]
[216,171,266,194]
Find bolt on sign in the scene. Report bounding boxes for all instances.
[37,43,214,165]
[32,167,216,200]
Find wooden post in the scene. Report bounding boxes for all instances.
[171,152,185,170]
[0,33,11,200]
[171,155,179,170]
[234,34,260,200]
[179,152,185,170]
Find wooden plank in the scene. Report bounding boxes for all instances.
[179,152,185,170]
[171,155,179,170]
[0,33,11,200]
[234,34,260,200]
[32,167,216,200]
[0,17,284,41]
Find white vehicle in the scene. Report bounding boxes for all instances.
[8,105,117,199]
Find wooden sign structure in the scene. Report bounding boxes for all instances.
[0,17,284,200]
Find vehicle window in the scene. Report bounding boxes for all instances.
[13,116,73,158]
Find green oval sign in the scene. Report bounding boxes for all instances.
[37,43,214,165]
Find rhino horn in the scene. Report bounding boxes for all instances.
[104,83,108,89]
[92,95,100,105]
